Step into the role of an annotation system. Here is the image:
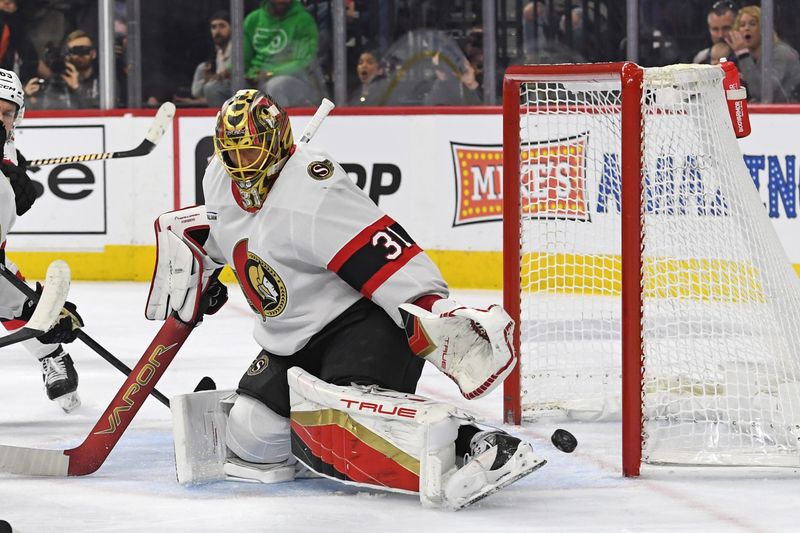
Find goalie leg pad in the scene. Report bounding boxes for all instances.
[288,366,466,506]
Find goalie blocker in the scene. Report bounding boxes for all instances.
[171,367,544,509]
[146,206,228,324]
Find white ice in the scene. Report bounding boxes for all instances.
[1,284,799,532]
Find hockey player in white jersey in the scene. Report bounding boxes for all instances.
[153,89,543,508]
[0,68,83,412]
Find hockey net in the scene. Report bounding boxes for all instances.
[502,63,800,474]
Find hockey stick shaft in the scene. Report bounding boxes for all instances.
[0,260,70,348]
[25,102,176,167]
[298,98,334,144]
[65,315,193,475]
[0,315,194,476]
[0,262,171,407]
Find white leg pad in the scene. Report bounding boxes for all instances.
[288,366,471,507]
[171,389,237,485]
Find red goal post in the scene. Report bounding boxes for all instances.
[502,62,800,477]
[502,62,645,476]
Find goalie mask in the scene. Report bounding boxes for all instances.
[0,68,25,136]
[214,89,294,210]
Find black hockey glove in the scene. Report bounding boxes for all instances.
[38,300,84,344]
[20,283,85,344]
[1,150,39,216]
[198,276,228,318]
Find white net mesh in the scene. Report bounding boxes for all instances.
[514,64,800,466]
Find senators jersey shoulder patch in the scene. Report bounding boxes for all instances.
[307,159,334,180]
[247,353,270,376]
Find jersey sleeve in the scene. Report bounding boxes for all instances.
[298,168,448,325]
[0,257,28,320]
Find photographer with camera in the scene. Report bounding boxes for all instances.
[24,30,99,110]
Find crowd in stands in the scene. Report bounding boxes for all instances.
[4,0,800,109]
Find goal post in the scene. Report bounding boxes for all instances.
[502,62,800,476]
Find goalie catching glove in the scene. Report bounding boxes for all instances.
[146,206,227,324]
[399,298,517,400]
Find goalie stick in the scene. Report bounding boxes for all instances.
[0,260,70,348]
[25,102,176,167]
[0,315,194,476]
[0,260,171,407]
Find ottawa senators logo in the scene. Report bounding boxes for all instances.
[247,353,270,376]
[232,239,288,318]
[307,159,334,180]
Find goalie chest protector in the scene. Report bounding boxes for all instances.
[202,144,447,355]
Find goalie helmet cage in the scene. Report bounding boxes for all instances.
[501,62,800,477]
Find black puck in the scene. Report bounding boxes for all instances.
[0,519,12,533]
[551,428,578,453]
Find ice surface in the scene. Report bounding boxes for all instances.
[1,284,798,532]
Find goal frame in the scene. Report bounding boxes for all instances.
[501,62,645,477]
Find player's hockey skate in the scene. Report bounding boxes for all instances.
[443,430,545,510]
[399,300,517,400]
[40,348,80,413]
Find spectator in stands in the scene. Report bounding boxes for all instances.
[710,41,734,66]
[24,30,99,109]
[0,0,42,82]
[349,49,389,106]
[244,0,325,107]
[727,5,800,103]
[176,10,232,108]
[423,28,483,106]
[693,1,738,64]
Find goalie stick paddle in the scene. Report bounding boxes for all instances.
[25,102,176,167]
[298,98,334,145]
[0,315,194,476]
[0,260,70,348]
[0,260,171,407]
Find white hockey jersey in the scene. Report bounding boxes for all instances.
[0,142,27,319]
[203,143,448,355]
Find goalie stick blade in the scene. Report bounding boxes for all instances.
[25,102,176,167]
[0,444,69,476]
[0,260,70,348]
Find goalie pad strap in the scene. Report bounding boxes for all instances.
[288,367,465,506]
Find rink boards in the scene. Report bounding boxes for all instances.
[5,107,800,288]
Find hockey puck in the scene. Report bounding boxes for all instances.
[0,520,12,533]
[551,428,578,453]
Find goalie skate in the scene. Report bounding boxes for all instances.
[223,456,320,484]
[444,431,545,510]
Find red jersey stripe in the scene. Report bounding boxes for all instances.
[361,244,422,298]
[327,214,393,272]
